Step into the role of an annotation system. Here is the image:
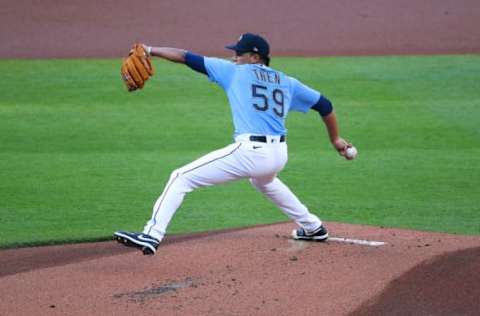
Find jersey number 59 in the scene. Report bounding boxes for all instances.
[251,84,284,118]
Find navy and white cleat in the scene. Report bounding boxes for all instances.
[291,225,328,242]
[114,231,159,255]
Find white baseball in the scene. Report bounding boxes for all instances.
[345,146,358,159]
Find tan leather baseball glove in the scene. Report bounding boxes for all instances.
[121,43,155,92]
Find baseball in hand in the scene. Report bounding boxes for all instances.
[345,146,358,160]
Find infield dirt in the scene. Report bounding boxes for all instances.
[1,222,479,315]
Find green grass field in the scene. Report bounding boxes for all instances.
[1,55,479,248]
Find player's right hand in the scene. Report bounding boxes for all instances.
[332,137,351,157]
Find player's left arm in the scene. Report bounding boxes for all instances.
[143,45,208,74]
[145,46,188,63]
[143,45,232,88]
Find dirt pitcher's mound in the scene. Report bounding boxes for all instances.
[0,222,479,315]
[352,246,480,315]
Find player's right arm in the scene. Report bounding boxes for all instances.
[321,111,350,156]
[290,78,350,157]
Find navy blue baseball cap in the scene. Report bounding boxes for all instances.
[225,33,270,58]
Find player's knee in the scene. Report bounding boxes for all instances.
[168,169,181,182]
[170,169,196,192]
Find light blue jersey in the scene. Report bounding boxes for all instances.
[204,57,321,137]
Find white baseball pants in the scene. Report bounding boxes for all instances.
[143,134,322,241]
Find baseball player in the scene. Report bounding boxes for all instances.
[114,33,354,255]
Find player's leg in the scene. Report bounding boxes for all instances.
[249,176,323,233]
[143,142,248,242]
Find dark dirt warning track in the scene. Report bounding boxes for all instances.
[1,0,479,58]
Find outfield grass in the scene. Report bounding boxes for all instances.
[0,55,479,247]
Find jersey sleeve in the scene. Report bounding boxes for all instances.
[289,78,322,113]
[185,51,207,75]
[204,57,236,89]
[311,95,333,116]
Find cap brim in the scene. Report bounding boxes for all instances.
[225,44,250,53]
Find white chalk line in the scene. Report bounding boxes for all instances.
[328,237,386,247]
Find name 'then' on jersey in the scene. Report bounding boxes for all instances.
[204,58,322,137]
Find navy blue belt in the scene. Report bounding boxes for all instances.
[249,135,286,143]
